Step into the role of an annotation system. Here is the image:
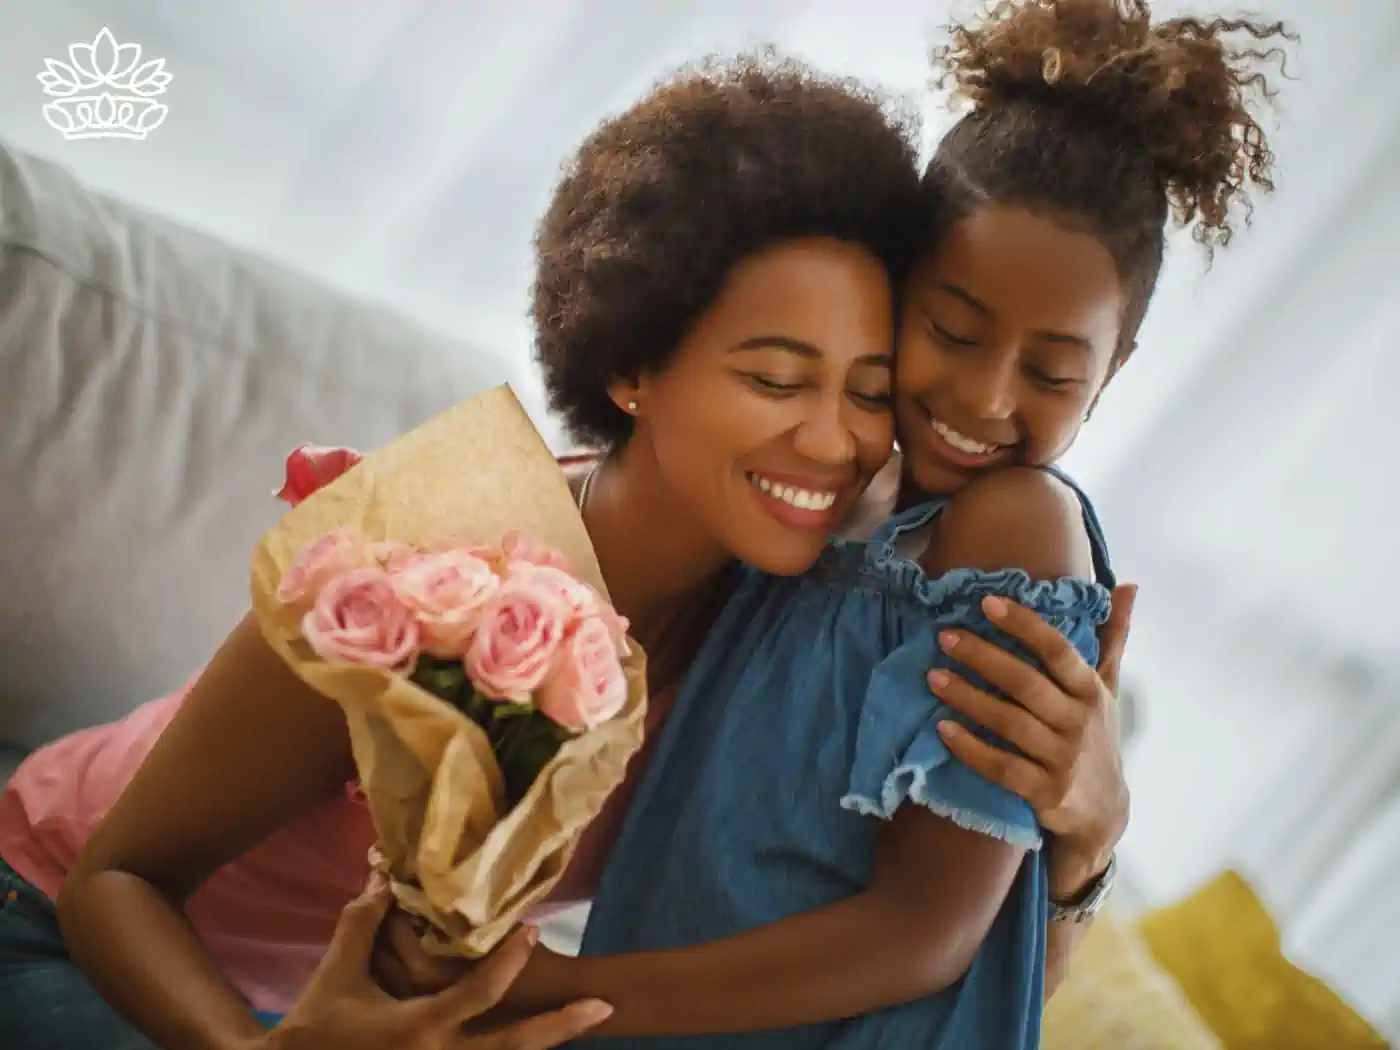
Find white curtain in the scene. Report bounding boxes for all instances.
[1252,688,1400,1035]
[3,0,1399,1038]
[1094,23,1400,1034]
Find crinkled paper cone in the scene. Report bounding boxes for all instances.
[249,384,647,957]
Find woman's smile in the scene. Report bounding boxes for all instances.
[745,469,850,531]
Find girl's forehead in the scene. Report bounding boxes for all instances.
[910,205,1124,348]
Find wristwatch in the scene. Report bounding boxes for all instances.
[1049,852,1116,924]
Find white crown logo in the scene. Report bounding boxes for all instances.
[37,27,172,141]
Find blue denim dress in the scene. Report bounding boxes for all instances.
[581,471,1115,1048]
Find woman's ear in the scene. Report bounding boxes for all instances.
[606,377,643,418]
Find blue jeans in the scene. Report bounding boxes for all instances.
[0,857,283,1047]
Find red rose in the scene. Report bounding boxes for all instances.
[275,444,364,506]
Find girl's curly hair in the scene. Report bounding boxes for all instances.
[925,0,1295,358]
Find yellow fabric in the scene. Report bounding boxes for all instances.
[1042,910,1224,1050]
[1137,870,1389,1050]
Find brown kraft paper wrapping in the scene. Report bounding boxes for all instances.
[248,384,648,956]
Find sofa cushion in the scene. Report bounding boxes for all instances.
[1138,870,1389,1050]
[0,140,518,751]
[1042,909,1224,1050]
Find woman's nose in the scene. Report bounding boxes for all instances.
[791,395,857,467]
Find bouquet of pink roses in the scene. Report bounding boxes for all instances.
[278,527,631,807]
[250,389,647,958]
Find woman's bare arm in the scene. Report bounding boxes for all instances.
[59,613,358,1050]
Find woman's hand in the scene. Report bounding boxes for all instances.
[372,903,477,999]
[265,874,611,1050]
[927,584,1138,892]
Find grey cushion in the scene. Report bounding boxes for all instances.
[0,141,517,751]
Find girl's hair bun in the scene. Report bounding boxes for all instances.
[932,0,1294,246]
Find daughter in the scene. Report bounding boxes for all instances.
[486,1,1293,1045]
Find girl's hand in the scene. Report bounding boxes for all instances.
[266,874,611,1050]
[927,584,1138,888]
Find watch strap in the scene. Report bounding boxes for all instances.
[1049,852,1116,924]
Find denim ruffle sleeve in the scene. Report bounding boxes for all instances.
[840,565,1112,851]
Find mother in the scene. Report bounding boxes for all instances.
[0,53,1129,1050]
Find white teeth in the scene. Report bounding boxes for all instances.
[930,418,998,456]
[750,474,837,512]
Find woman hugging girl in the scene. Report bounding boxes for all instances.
[458,1,1291,1047]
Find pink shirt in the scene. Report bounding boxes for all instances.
[0,682,675,1013]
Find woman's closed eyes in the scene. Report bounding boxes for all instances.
[736,370,891,409]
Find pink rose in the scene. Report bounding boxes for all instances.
[369,540,425,573]
[465,578,570,699]
[390,549,501,657]
[278,529,374,608]
[275,444,364,506]
[509,563,631,655]
[508,563,598,618]
[501,532,574,574]
[387,537,504,572]
[302,568,419,669]
[536,616,628,732]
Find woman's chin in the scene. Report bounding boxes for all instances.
[731,530,830,577]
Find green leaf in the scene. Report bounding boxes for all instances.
[410,655,470,702]
[490,701,535,722]
[497,715,566,809]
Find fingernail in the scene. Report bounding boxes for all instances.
[577,999,614,1023]
[982,596,1008,620]
[928,670,949,689]
[940,630,958,651]
[524,925,540,946]
[937,720,962,738]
